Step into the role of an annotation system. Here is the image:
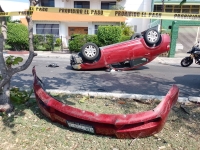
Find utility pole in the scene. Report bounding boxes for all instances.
[160,0,164,32]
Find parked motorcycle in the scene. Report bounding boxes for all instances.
[181,41,200,67]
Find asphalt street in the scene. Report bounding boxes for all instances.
[9,55,200,98]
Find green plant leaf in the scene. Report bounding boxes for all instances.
[13,57,23,65]
[10,87,33,105]
[79,96,88,103]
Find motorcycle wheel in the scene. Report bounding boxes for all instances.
[180,57,193,67]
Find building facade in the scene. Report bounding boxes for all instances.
[153,0,200,30]
[33,0,154,47]
[153,0,200,56]
[0,0,154,47]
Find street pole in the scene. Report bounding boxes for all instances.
[160,0,164,32]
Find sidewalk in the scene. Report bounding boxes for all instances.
[3,50,188,66]
[156,53,188,66]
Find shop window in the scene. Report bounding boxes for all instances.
[154,4,200,13]
[182,5,190,9]
[165,5,172,9]
[174,9,181,13]
[41,0,54,7]
[101,2,116,10]
[74,1,90,9]
[36,24,59,36]
[191,5,199,9]
[94,25,99,34]
[165,9,173,12]
[174,5,181,9]
[191,9,199,14]
[154,5,162,12]
[182,9,190,13]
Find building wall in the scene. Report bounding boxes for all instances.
[118,0,153,32]
[34,0,154,46]
[153,0,200,30]
[54,0,153,32]
[2,0,154,47]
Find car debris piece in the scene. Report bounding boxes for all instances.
[32,67,179,139]
[46,63,59,68]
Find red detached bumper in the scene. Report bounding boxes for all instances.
[32,67,178,139]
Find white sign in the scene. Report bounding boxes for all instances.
[66,121,95,134]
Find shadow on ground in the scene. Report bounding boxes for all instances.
[11,68,200,97]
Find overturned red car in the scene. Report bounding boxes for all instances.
[70,26,171,71]
[32,67,178,139]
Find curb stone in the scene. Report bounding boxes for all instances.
[30,89,193,104]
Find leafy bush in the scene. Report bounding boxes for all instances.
[55,38,62,47]
[43,34,54,51]
[86,35,100,46]
[161,29,171,37]
[120,23,134,36]
[120,35,131,42]
[68,34,99,52]
[97,25,122,46]
[10,87,33,105]
[68,34,87,52]
[6,23,29,50]
[33,34,44,50]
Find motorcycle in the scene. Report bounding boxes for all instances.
[181,41,200,67]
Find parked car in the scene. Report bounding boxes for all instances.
[70,26,171,71]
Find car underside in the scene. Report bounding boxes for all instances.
[70,25,170,71]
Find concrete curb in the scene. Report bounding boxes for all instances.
[29,89,195,104]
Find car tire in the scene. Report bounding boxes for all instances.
[130,33,143,40]
[144,29,160,45]
[81,42,100,61]
[181,57,193,67]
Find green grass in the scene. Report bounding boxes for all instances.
[0,95,199,150]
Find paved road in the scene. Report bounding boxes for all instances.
[10,56,200,97]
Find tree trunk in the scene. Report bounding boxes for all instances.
[0,6,12,112]
[0,33,13,112]
[0,82,12,112]
[0,0,40,113]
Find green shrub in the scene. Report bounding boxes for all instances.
[97,25,122,46]
[33,34,45,50]
[120,35,131,42]
[120,23,134,36]
[55,38,62,47]
[6,23,29,50]
[86,35,100,46]
[68,34,99,52]
[43,34,54,51]
[68,34,87,52]
[161,29,171,37]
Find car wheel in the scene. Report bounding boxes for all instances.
[130,33,143,40]
[144,29,160,45]
[81,42,100,61]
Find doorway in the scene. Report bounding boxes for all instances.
[68,27,88,36]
